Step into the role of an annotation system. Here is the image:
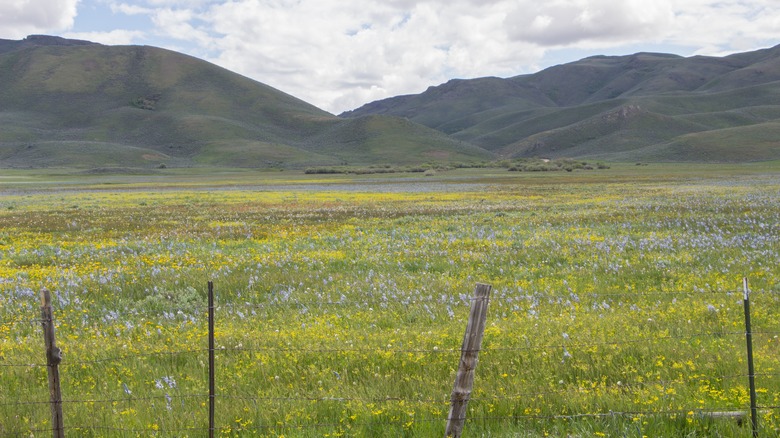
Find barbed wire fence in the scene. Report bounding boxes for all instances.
[1,278,778,437]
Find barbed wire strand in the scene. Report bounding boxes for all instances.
[1,354,195,373]
[0,329,757,369]
[0,362,48,368]
[14,407,779,437]
[216,330,745,356]
[67,426,207,433]
[218,289,744,312]
[4,287,777,320]
[58,348,208,367]
[0,393,207,407]
[215,371,766,407]
[3,365,768,409]
[462,408,750,422]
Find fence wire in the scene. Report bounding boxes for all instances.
[1,284,776,436]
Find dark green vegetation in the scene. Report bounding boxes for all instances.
[304,157,609,174]
[0,36,490,169]
[343,46,780,163]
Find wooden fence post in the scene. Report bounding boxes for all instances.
[445,283,492,438]
[40,289,64,438]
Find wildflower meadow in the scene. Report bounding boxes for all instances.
[1,165,779,437]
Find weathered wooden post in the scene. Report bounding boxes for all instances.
[40,289,64,438]
[445,283,492,438]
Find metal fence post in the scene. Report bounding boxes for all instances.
[743,277,758,437]
[209,281,216,438]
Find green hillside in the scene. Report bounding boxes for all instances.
[0,35,491,169]
[5,35,780,166]
[626,122,780,162]
[343,44,780,162]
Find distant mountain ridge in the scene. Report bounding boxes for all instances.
[343,44,780,162]
[0,35,491,169]
[0,34,98,54]
[2,35,779,168]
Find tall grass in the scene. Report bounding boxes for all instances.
[1,167,778,436]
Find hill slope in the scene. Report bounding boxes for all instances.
[0,35,492,168]
[343,45,780,162]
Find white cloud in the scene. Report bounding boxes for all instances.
[505,0,675,46]
[63,29,145,45]
[0,0,79,39]
[664,0,780,56]
[4,0,780,114]
[150,8,213,46]
[112,3,153,15]
[199,0,545,113]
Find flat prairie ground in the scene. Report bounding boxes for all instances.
[1,163,779,437]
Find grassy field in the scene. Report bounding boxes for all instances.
[1,163,779,437]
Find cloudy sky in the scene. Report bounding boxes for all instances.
[2,1,780,114]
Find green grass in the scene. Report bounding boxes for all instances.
[1,164,779,436]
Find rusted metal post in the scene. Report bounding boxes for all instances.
[208,281,216,438]
[743,277,758,437]
[445,283,491,438]
[40,289,64,438]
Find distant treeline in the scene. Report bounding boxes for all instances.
[304,158,610,175]
[502,158,611,172]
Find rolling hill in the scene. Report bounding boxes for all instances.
[3,36,780,168]
[343,45,780,162]
[0,35,492,169]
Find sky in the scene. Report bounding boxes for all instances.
[2,1,780,114]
